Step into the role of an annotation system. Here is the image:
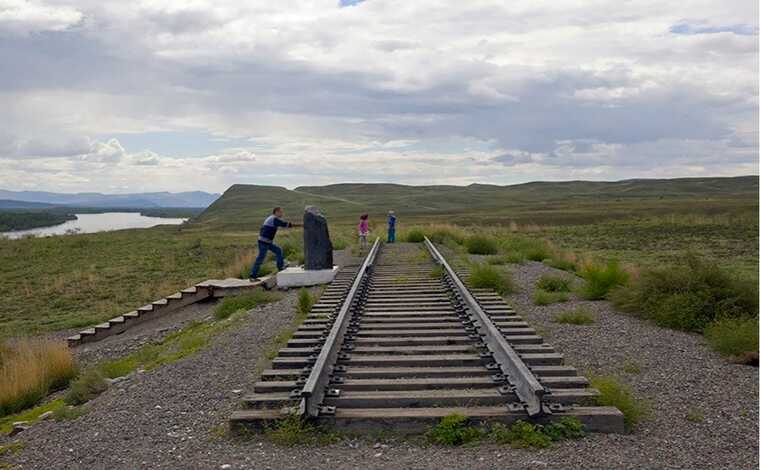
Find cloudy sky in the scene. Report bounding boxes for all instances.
[0,0,757,193]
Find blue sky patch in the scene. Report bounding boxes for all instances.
[670,22,758,36]
[340,0,366,7]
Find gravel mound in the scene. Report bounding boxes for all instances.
[2,260,757,469]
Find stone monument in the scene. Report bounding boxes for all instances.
[303,206,334,269]
[275,206,339,288]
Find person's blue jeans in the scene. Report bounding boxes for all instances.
[387,228,396,243]
[250,240,284,278]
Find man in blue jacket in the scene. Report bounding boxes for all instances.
[250,207,299,279]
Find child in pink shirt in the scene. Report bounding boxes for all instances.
[358,214,369,250]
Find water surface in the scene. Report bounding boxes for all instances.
[1,212,187,239]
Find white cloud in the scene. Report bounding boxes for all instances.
[0,0,82,35]
[0,0,756,191]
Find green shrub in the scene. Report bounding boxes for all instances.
[280,241,302,260]
[53,404,88,422]
[704,317,758,358]
[426,414,482,446]
[536,275,571,292]
[525,246,551,262]
[579,261,629,300]
[491,420,550,448]
[298,288,314,315]
[469,264,516,295]
[542,417,585,441]
[486,255,508,265]
[64,369,108,406]
[610,254,758,332]
[465,236,498,255]
[555,307,595,325]
[214,290,280,320]
[533,289,569,306]
[490,417,585,448]
[405,229,426,243]
[545,256,578,272]
[428,226,466,245]
[498,236,551,262]
[332,238,348,250]
[591,376,647,430]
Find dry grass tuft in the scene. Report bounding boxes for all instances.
[223,250,257,279]
[0,337,77,417]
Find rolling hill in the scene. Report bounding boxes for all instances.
[193,176,758,229]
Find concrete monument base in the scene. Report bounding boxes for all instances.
[276,266,339,288]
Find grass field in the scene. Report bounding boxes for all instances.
[0,177,756,340]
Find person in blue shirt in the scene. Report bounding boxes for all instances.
[387,210,397,243]
[250,207,299,279]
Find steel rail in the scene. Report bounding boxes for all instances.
[423,237,546,417]
[297,237,381,417]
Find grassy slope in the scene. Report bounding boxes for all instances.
[0,225,255,337]
[203,176,757,226]
[0,176,757,338]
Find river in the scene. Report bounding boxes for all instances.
[0,212,188,239]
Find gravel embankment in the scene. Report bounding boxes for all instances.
[2,259,757,469]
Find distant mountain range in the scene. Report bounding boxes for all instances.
[0,190,220,208]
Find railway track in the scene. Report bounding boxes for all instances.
[230,239,624,433]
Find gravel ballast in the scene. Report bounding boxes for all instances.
[2,260,757,469]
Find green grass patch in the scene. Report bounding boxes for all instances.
[555,307,594,324]
[0,398,65,434]
[536,275,571,292]
[591,376,648,430]
[468,264,516,295]
[465,235,498,255]
[64,369,108,405]
[99,308,259,381]
[426,414,483,446]
[533,289,569,306]
[263,414,339,446]
[214,290,281,320]
[579,261,629,300]
[704,317,758,360]
[430,265,443,278]
[611,254,758,332]
[544,252,579,272]
[298,288,314,315]
[622,361,641,374]
[426,415,586,448]
[404,229,426,243]
[492,417,585,448]
[495,236,552,262]
[52,404,88,422]
[685,409,704,423]
[0,441,23,458]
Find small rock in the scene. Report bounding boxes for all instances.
[530,461,547,468]
[9,422,30,436]
[221,465,232,469]
[373,442,382,449]
[231,389,243,394]
[374,453,382,458]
